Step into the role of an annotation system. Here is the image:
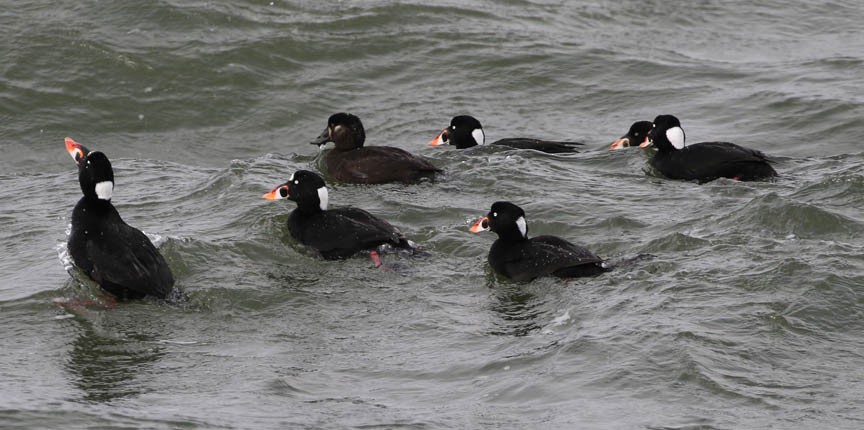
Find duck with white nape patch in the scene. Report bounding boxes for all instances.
[469,201,609,281]
[64,137,176,301]
[428,115,585,154]
[262,170,420,265]
[640,114,777,182]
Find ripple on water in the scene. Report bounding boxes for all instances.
[719,192,862,240]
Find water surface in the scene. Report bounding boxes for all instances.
[2,1,863,429]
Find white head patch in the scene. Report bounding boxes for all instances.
[95,181,114,200]
[667,126,685,149]
[472,128,486,145]
[515,216,527,238]
[317,186,329,211]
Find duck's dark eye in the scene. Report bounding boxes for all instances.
[279,187,288,198]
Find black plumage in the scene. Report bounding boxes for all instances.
[428,115,584,154]
[645,115,777,182]
[471,201,607,281]
[65,137,175,300]
[263,170,415,259]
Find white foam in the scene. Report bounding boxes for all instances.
[157,339,199,345]
[142,231,170,247]
[541,309,572,334]
[55,240,73,272]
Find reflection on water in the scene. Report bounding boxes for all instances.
[65,311,165,404]
[487,279,544,337]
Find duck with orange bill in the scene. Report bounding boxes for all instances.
[263,170,419,265]
[64,137,176,300]
[641,114,777,182]
[469,201,608,281]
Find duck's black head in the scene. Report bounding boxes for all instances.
[428,115,486,149]
[646,115,686,153]
[470,201,528,242]
[66,137,114,201]
[311,112,366,151]
[263,169,329,213]
[609,120,653,150]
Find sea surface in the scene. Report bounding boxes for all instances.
[2,1,863,429]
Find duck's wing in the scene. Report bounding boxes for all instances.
[85,224,174,299]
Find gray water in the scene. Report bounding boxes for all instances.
[2,1,864,428]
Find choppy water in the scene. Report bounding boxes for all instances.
[2,1,864,428]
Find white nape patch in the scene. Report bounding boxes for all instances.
[317,186,329,211]
[515,216,527,238]
[95,181,114,200]
[472,128,486,145]
[667,126,685,149]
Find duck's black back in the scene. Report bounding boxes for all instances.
[651,141,777,182]
[69,197,174,299]
[491,138,584,154]
[489,235,606,282]
[288,206,407,259]
[325,146,441,184]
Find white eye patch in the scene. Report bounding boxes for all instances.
[317,186,329,211]
[95,181,114,200]
[472,128,485,145]
[667,126,685,149]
